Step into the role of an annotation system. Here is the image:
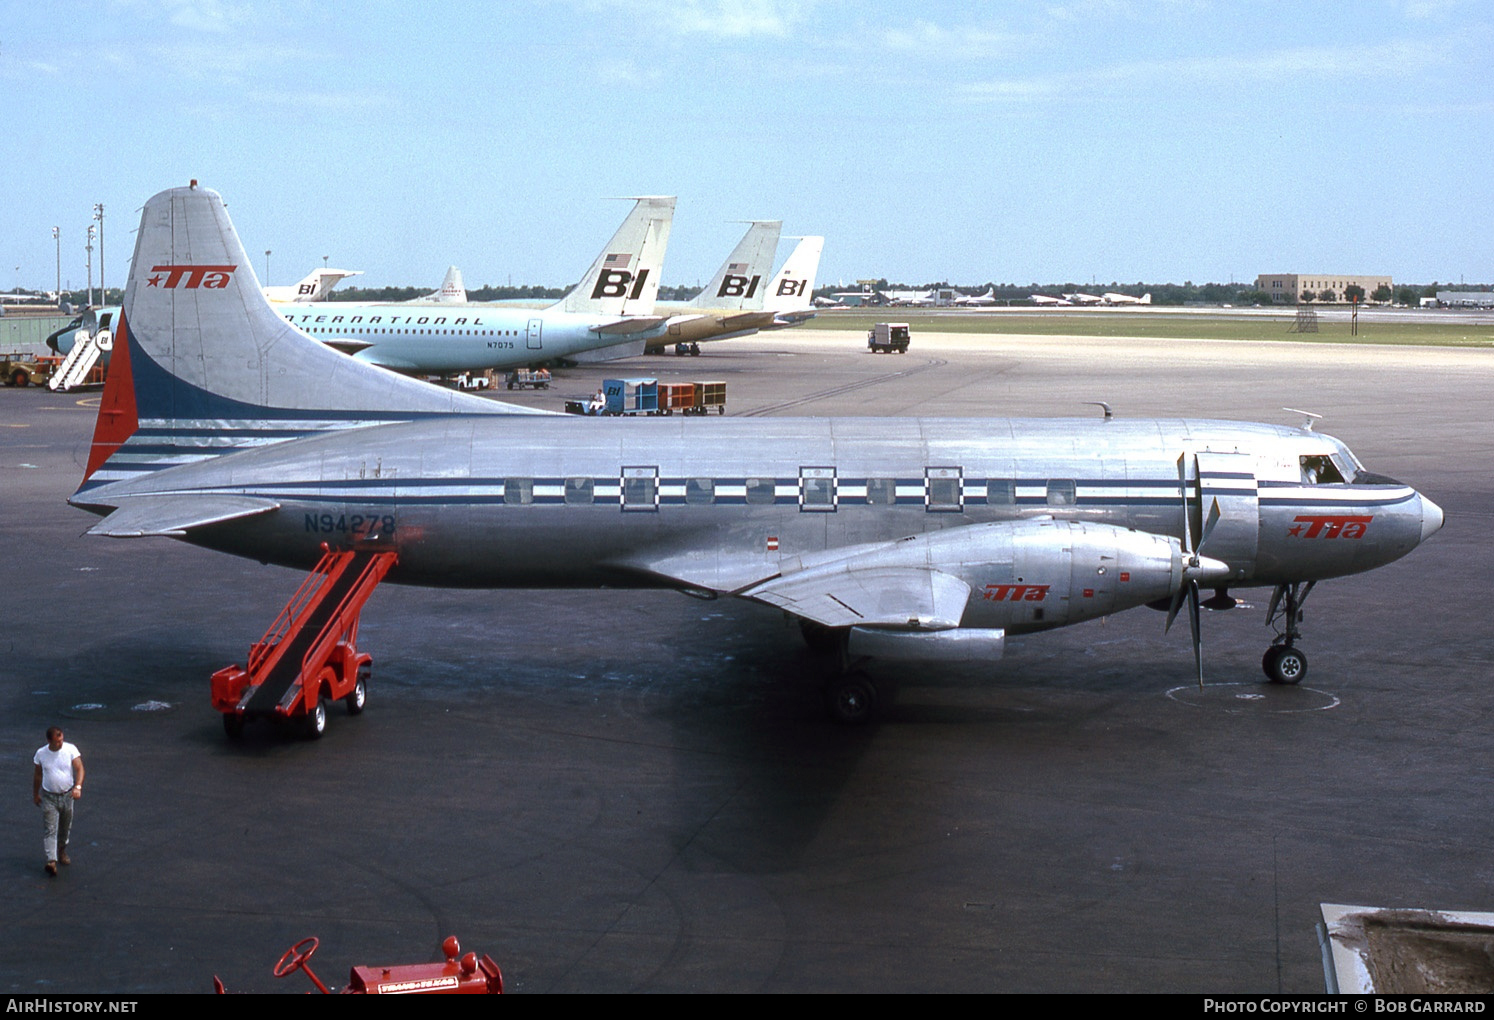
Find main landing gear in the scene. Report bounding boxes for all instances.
[800,620,883,724]
[1262,581,1315,685]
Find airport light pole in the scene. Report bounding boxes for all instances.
[52,227,60,303]
[93,204,104,301]
[264,250,271,285]
[86,224,95,307]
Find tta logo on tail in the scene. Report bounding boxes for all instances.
[1289,515,1372,539]
[147,264,237,289]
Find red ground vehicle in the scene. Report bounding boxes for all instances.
[211,547,396,739]
[216,935,504,994]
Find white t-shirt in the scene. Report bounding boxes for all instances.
[34,742,82,794]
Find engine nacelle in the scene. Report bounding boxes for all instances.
[916,519,1190,633]
[848,627,1006,662]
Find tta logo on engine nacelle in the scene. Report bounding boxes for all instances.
[147,264,237,289]
[590,268,652,301]
[981,583,1050,602]
[1288,514,1372,539]
[717,274,761,299]
[776,279,807,298]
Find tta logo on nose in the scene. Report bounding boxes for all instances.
[147,265,237,289]
[1289,515,1372,539]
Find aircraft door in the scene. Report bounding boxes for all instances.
[1190,451,1259,568]
[526,318,543,350]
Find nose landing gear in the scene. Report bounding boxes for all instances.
[1263,581,1315,685]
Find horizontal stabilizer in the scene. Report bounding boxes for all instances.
[744,566,972,630]
[592,316,669,336]
[323,338,376,355]
[84,494,280,538]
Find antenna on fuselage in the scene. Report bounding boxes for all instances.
[1283,408,1322,431]
[1084,401,1114,420]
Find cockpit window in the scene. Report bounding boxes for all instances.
[1300,455,1346,485]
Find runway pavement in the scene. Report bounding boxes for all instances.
[2,330,1489,993]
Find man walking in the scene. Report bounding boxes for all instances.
[32,727,84,876]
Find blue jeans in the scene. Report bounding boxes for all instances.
[40,790,73,862]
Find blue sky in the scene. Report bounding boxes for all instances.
[3,1,1489,292]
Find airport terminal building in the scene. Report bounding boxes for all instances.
[1255,273,1392,304]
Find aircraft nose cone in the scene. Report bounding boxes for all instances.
[1420,494,1444,543]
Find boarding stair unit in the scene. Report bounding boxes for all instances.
[48,327,109,392]
[212,547,397,739]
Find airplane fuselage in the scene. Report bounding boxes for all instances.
[280,303,667,372]
[76,416,1438,635]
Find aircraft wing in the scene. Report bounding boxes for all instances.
[742,566,972,630]
[83,494,281,538]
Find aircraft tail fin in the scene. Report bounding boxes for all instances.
[424,266,467,304]
[553,197,675,317]
[78,183,529,493]
[764,236,824,315]
[265,267,362,303]
[689,220,781,311]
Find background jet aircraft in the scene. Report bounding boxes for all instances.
[278,197,676,373]
[955,288,999,307]
[405,266,467,304]
[71,184,1443,722]
[264,267,362,303]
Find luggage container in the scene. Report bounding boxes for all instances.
[690,380,726,415]
[601,377,659,415]
[659,382,695,414]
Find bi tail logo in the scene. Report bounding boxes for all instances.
[717,274,761,299]
[147,264,237,289]
[591,253,650,300]
[776,279,808,298]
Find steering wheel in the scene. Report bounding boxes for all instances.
[273,937,320,978]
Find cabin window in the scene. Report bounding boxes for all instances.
[1300,455,1345,485]
[927,467,963,512]
[985,479,1015,505]
[746,477,777,505]
[622,466,659,512]
[685,478,715,505]
[800,467,836,512]
[504,478,534,505]
[865,478,896,505]
[565,477,594,505]
[1046,479,1077,506]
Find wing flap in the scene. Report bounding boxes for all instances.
[84,494,280,538]
[743,566,972,630]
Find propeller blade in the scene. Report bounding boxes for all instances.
[1188,579,1203,689]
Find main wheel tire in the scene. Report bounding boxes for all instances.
[304,698,328,738]
[825,672,878,725]
[345,675,367,715]
[1263,645,1308,685]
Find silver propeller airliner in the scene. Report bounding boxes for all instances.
[70,184,1442,721]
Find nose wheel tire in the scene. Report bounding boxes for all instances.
[825,672,878,724]
[1263,645,1307,685]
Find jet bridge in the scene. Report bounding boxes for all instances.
[211,546,397,739]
